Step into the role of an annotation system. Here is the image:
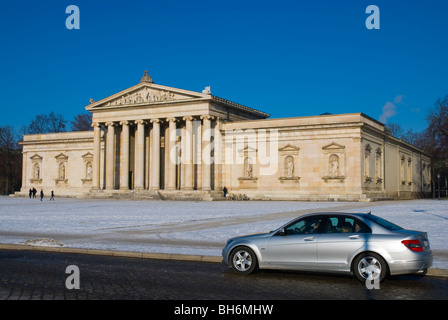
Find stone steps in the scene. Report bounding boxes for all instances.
[84,189,161,200]
[83,189,226,201]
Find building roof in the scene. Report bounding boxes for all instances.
[85,71,270,119]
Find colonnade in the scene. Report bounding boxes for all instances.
[91,115,219,192]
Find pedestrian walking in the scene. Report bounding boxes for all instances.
[40,189,44,201]
[29,189,32,199]
[223,186,228,198]
[50,190,55,201]
[32,187,37,198]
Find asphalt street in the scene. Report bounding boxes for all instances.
[1,249,447,301]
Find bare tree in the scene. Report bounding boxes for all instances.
[47,112,67,133]
[24,112,67,134]
[0,126,22,194]
[426,95,448,160]
[25,114,48,134]
[71,113,92,131]
[385,122,404,138]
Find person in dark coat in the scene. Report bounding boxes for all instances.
[40,189,44,201]
[50,190,55,201]
[223,186,228,198]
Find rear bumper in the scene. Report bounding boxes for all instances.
[389,250,433,275]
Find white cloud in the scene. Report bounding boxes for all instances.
[393,94,405,104]
[379,95,405,123]
[379,102,397,123]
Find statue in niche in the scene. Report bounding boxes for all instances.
[59,163,66,180]
[244,157,253,178]
[400,157,405,181]
[329,154,339,177]
[34,163,40,180]
[86,162,92,180]
[285,156,294,177]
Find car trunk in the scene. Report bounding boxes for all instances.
[397,230,431,251]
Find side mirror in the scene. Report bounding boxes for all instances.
[276,228,286,236]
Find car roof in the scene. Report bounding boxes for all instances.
[301,212,371,217]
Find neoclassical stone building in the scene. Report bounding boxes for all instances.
[18,71,431,201]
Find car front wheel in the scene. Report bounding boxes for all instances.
[230,247,257,275]
[353,252,388,283]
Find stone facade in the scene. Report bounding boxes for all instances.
[17,72,431,201]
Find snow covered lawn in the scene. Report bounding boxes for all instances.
[0,196,446,269]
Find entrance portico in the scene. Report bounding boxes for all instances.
[86,71,269,194]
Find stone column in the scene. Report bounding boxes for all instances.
[167,117,177,190]
[180,126,186,190]
[119,121,130,190]
[21,151,27,191]
[214,117,222,190]
[135,120,146,190]
[183,116,194,190]
[150,118,161,190]
[201,115,213,190]
[92,122,102,190]
[105,122,115,190]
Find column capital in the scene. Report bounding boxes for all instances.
[119,120,130,126]
[183,116,194,122]
[105,121,116,127]
[166,117,178,123]
[135,119,147,125]
[200,115,214,121]
[150,118,161,124]
[92,122,101,128]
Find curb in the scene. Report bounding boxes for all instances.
[1,243,447,278]
[0,243,221,264]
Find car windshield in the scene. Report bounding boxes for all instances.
[365,214,403,231]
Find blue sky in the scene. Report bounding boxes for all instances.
[1,0,447,133]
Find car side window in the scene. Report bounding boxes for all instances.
[323,216,371,234]
[285,216,324,235]
[353,218,371,233]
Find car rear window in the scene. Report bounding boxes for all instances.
[365,215,403,231]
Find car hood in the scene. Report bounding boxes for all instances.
[228,231,272,242]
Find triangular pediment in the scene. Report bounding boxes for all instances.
[322,142,345,150]
[55,153,68,161]
[85,82,210,111]
[278,144,300,152]
[30,153,42,162]
[81,152,93,160]
[238,145,258,155]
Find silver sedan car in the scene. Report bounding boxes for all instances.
[222,212,433,282]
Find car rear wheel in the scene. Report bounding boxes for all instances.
[353,252,388,283]
[230,247,257,275]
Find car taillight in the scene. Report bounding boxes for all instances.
[402,239,424,252]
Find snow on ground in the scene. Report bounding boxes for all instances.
[0,196,446,269]
[0,197,346,234]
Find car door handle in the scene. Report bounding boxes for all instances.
[349,235,360,239]
[304,237,315,241]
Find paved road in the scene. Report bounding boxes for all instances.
[1,249,447,301]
